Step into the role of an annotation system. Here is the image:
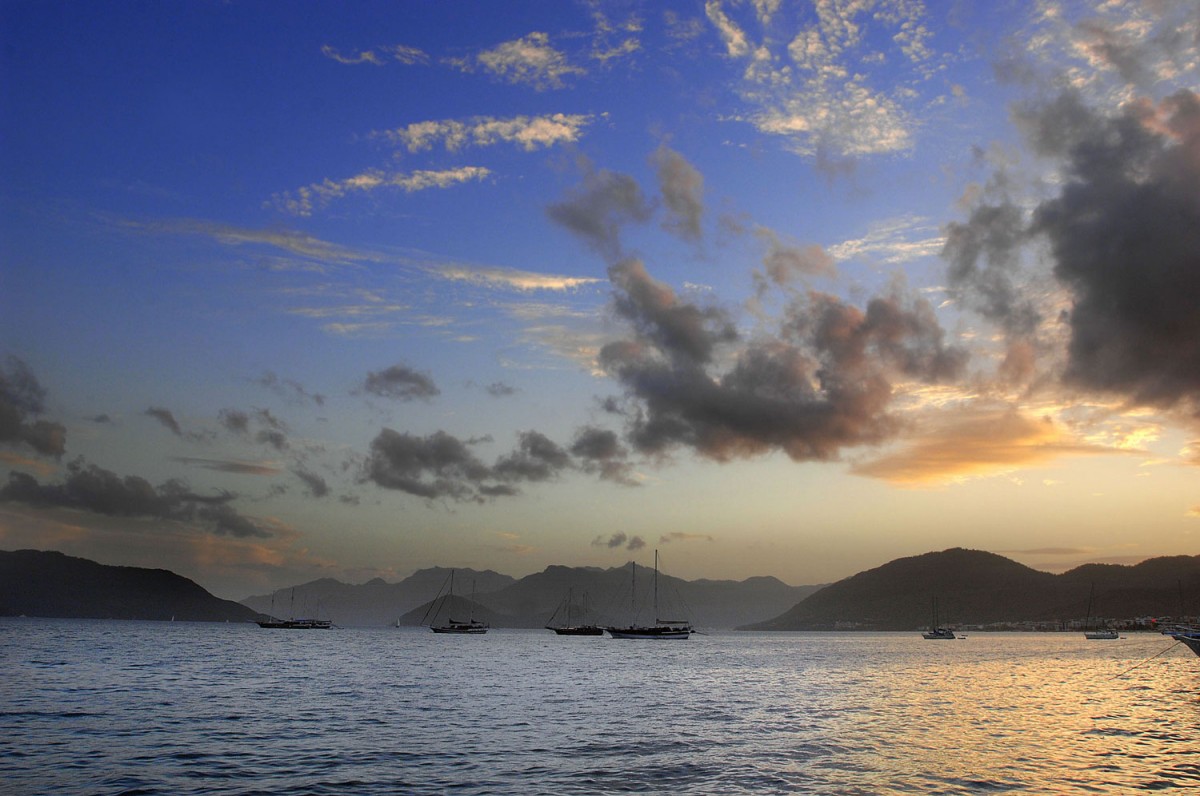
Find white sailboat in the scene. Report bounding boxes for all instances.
[1083,583,1118,640]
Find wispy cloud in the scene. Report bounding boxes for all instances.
[272,166,491,217]
[851,409,1116,486]
[374,113,595,153]
[705,0,944,159]
[435,263,602,292]
[321,44,428,66]
[457,31,586,91]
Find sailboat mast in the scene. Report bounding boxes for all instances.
[654,549,659,622]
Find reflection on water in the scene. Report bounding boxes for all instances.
[2,619,1197,794]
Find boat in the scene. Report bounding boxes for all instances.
[256,588,332,629]
[422,570,489,634]
[1083,584,1119,640]
[545,587,603,636]
[1164,626,1200,657]
[605,551,693,640]
[921,597,957,639]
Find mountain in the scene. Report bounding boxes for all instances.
[0,549,262,622]
[743,548,1200,630]
[240,567,516,626]
[243,563,821,628]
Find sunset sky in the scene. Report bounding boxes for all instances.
[2,0,1198,600]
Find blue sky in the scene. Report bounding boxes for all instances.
[2,0,1199,599]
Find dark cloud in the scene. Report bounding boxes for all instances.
[293,468,330,498]
[145,406,183,436]
[492,431,572,483]
[609,258,738,365]
[364,428,492,501]
[0,356,66,458]
[652,145,704,241]
[89,414,112,424]
[219,408,250,434]
[220,407,290,450]
[570,426,638,486]
[546,165,652,260]
[174,457,282,475]
[1028,89,1200,408]
[601,265,966,462]
[257,370,325,407]
[591,531,644,550]
[0,459,270,537]
[485,382,516,397]
[941,199,1040,337]
[362,364,440,402]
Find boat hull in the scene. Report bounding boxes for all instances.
[606,626,692,640]
[1168,631,1200,657]
[922,628,956,640]
[548,625,604,636]
[257,619,332,629]
[1084,630,1119,640]
[431,623,488,634]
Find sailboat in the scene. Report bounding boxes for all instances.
[545,587,603,636]
[1083,583,1119,640]
[605,550,693,640]
[423,570,488,634]
[256,588,332,629]
[921,597,957,639]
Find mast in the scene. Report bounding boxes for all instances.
[654,549,659,623]
[567,586,573,627]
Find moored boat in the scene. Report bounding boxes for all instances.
[604,550,693,640]
[422,570,489,634]
[922,597,957,639]
[545,587,603,636]
[1164,626,1200,657]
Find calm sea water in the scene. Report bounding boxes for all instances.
[2,619,1198,795]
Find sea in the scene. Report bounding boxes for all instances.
[2,619,1198,795]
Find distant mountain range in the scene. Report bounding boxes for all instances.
[5,547,1197,630]
[243,562,822,629]
[0,549,261,623]
[743,548,1200,630]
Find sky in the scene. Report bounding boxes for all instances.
[2,0,1198,600]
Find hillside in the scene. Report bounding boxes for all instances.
[0,549,262,622]
[744,548,1200,630]
[242,562,820,629]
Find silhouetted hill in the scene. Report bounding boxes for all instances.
[0,549,261,622]
[743,548,1200,630]
[241,567,516,626]
[242,562,820,628]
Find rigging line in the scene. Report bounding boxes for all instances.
[1111,641,1181,680]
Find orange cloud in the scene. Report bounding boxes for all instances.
[851,409,1113,486]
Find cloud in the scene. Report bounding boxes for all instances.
[219,407,291,451]
[704,0,941,159]
[256,371,325,407]
[492,431,572,483]
[570,426,638,486]
[362,364,440,402]
[851,409,1111,486]
[660,531,714,543]
[376,113,594,153]
[273,166,491,217]
[293,468,330,498]
[591,531,645,550]
[546,165,653,260]
[145,407,183,436]
[321,44,428,66]
[174,457,282,476]
[1027,90,1200,409]
[122,218,378,266]
[652,145,704,241]
[0,459,270,537]
[0,356,66,458]
[600,260,966,463]
[754,226,836,287]
[468,32,585,90]
[434,263,602,292]
[363,428,494,501]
